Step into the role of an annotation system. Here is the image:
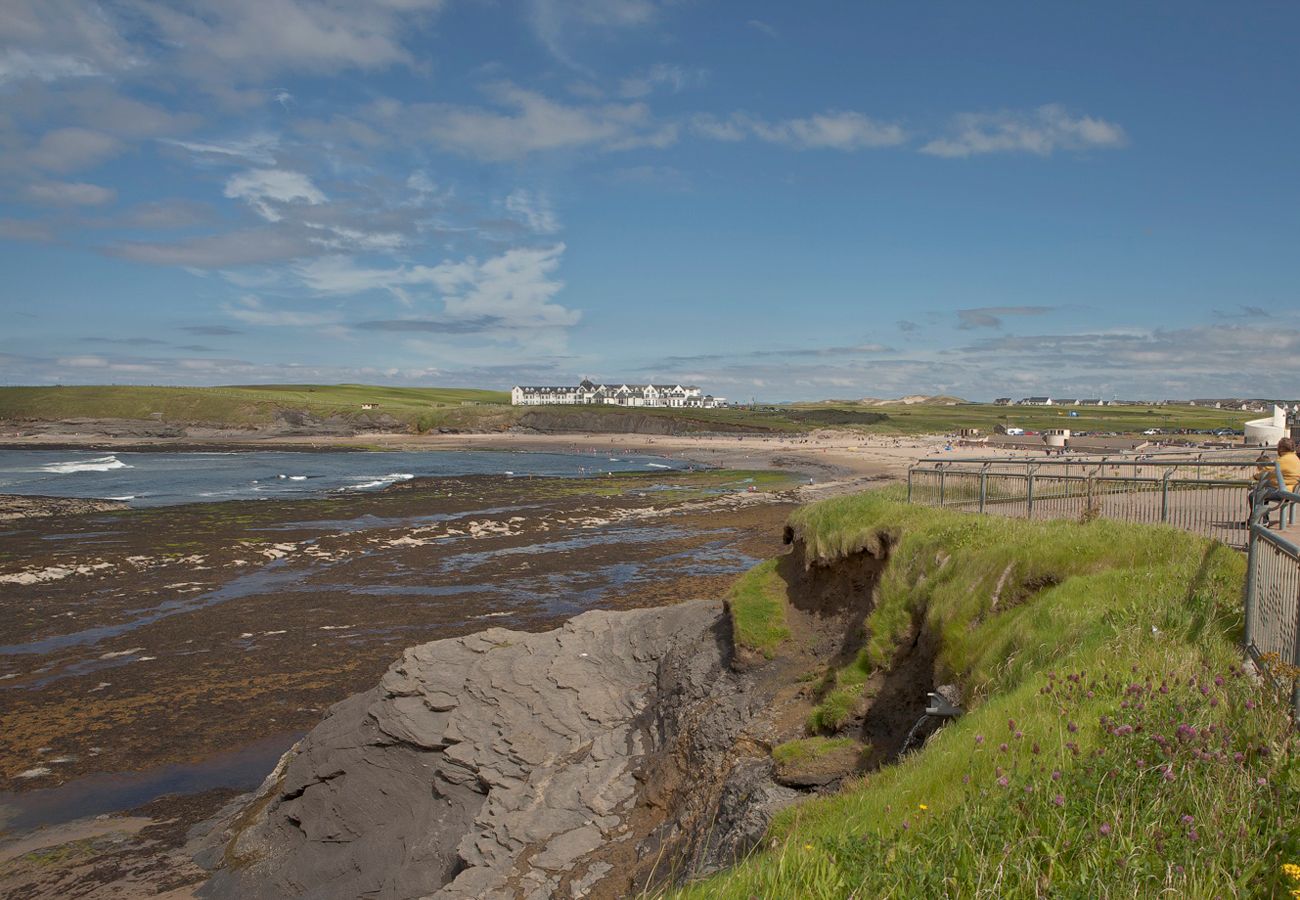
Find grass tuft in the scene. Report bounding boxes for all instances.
[727,559,791,659]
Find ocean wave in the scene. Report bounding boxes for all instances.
[345,473,415,491]
[104,495,135,501]
[645,462,672,469]
[276,474,309,481]
[41,455,132,475]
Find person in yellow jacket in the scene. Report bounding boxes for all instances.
[1251,437,1300,526]
[1258,437,1300,492]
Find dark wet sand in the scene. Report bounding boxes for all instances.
[0,469,802,898]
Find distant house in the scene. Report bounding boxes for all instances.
[1055,399,1078,406]
[993,398,1012,406]
[1078,399,1103,406]
[511,380,725,408]
[360,403,379,410]
[1020,397,1054,406]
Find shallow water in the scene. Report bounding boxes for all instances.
[0,732,301,834]
[0,449,693,508]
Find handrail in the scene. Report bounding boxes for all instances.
[917,456,1268,469]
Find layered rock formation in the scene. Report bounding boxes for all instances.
[193,600,790,899]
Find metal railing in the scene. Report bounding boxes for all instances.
[907,456,1261,548]
[1244,491,1300,716]
[906,452,1300,716]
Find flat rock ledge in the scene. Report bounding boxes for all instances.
[192,600,781,899]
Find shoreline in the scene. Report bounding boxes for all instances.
[0,428,1011,481]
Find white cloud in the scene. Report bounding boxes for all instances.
[421,83,672,160]
[25,180,116,206]
[530,0,659,67]
[165,133,280,166]
[504,189,561,234]
[921,104,1127,158]
[0,1,138,84]
[223,295,337,327]
[294,245,580,333]
[0,49,101,83]
[110,229,320,267]
[128,0,448,78]
[692,111,907,150]
[31,127,121,172]
[747,19,779,38]
[224,169,327,221]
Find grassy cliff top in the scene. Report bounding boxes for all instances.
[681,493,1299,898]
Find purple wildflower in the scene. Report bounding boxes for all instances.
[1099,823,1112,836]
[1053,794,1064,807]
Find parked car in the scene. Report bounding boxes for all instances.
[1142,428,1160,435]
[1005,427,1025,436]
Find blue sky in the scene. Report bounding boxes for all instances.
[1,1,1297,401]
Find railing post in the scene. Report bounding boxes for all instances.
[1292,581,1300,719]
[938,469,946,507]
[906,468,913,504]
[1026,468,1036,519]
[1160,469,1172,523]
[1243,525,1258,654]
[979,464,989,513]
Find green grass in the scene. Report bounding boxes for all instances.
[0,384,510,430]
[728,559,791,659]
[674,493,1300,898]
[784,399,1250,437]
[0,387,1253,438]
[807,662,872,734]
[773,737,860,767]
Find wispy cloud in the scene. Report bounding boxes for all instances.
[504,189,561,235]
[956,306,1054,329]
[619,63,706,99]
[922,104,1126,158]
[164,133,280,166]
[26,180,116,206]
[692,111,907,150]
[747,19,779,38]
[417,83,676,160]
[223,169,327,222]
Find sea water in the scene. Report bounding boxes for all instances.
[0,449,693,508]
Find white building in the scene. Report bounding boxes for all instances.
[511,379,726,409]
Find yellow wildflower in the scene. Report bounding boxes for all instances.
[803,843,813,851]
[1285,863,1300,881]
[918,804,929,811]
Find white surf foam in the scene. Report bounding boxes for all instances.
[346,473,415,491]
[41,455,131,475]
[645,462,672,469]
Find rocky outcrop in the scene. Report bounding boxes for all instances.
[192,601,795,899]
[0,493,128,521]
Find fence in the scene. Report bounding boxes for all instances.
[907,452,1300,716]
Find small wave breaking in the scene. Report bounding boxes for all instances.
[345,473,415,491]
[41,455,132,475]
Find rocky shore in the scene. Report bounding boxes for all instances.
[0,493,128,521]
[188,525,918,899]
[193,601,779,899]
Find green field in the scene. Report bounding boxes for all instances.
[673,492,1299,898]
[0,384,511,431]
[0,385,1255,437]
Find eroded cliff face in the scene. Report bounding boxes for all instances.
[191,529,933,899]
[192,601,784,899]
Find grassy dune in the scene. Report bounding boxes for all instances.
[678,492,1299,898]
